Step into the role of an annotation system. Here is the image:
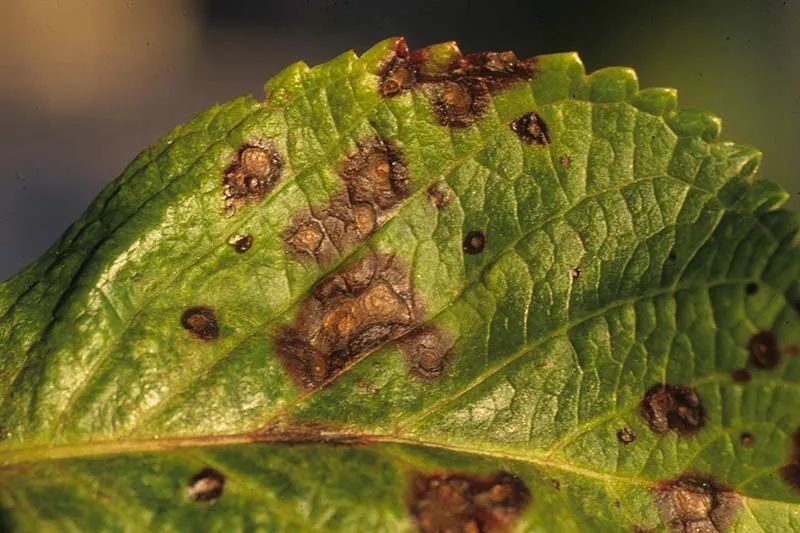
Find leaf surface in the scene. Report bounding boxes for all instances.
[1,37,799,532]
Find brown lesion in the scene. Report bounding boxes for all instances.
[284,136,408,265]
[275,254,426,390]
[653,475,739,533]
[781,429,800,491]
[398,325,453,379]
[181,307,219,341]
[640,384,705,436]
[187,468,226,502]
[223,143,283,215]
[408,471,531,533]
[510,112,550,146]
[378,39,536,128]
[748,330,780,369]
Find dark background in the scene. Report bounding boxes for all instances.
[1,0,798,280]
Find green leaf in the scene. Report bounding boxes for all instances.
[1,36,799,532]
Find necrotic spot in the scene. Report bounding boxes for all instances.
[654,475,738,533]
[397,326,453,379]
[430,78,490,127]
[223,143,283,215]
[284,137,408,265]
[181,307,219,341]
[781,429,800,492]
[463,230,486,255]
[731,368,751,384]
[275,254,422,390]
[616,427,636,445]
[745,282,759,295]
[380,56,417,97]
[640,384,705,436]
[228,233,253,253]
[749,331,780,369]
[409,471,531,533]
[740,433,754,448]
[510,112,550,146]
[426,182,453,209]
[187,468,225,502]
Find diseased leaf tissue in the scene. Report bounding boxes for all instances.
[0,37,799,532]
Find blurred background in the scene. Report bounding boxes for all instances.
[0,0,798,280]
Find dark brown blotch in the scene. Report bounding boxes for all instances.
[731,368,751,384]
[181,307,219,341]
[570,267,581,280]
[748,330,780,369]
[617,427,636,445]
[187,468,225,502]
[427,181,453,209]
[640,384,705,436]
[284,137,408,265]
[397,325,454,379]
[654,475,738,533]
[510,112,550,146]
[409,471,531,533]
[781,429,800,492]
[740,432,754,448]
[228,233,253,253]
[463,230,486,255]
[223,143,282,215]
[275,254,422,390]
[745,282,759,295]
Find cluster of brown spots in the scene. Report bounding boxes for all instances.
[748,331,780,369]
[187,468,225,502]
[409,471,531,533]
[181,307,219,341]
[398,325,454,379]
[427,181,453,209]
[617,427,636,445]
[285,137,408,265]
[745,282,759,295]
[275,254,425,390]
[654,475,739,533]
[510,112,550,146]
[740,433,755,448]
[463,230,486,255]
[731,368,751,384]
[223,143,283,215]
[640,384,705,436]
[228,233,253,253]
[379,41,535,128]
[781,429,800,491]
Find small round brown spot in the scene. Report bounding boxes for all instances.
[570,267,581,280]
[181,307,219,341]
[510,112,550,146]
[228,233,253,253]
[409,471,531,533]
[550,478,561,490]
[740,433,754,448]
[749,331,780,369]
[617,427,636,445]
[745,282,759,295]
[559,155,571,168]
[463,230,486,255]
[668,251,677,262]
[188,468,225,502]
[291,222,325,254]
[731,368,751,384]
[640,383,705,436]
